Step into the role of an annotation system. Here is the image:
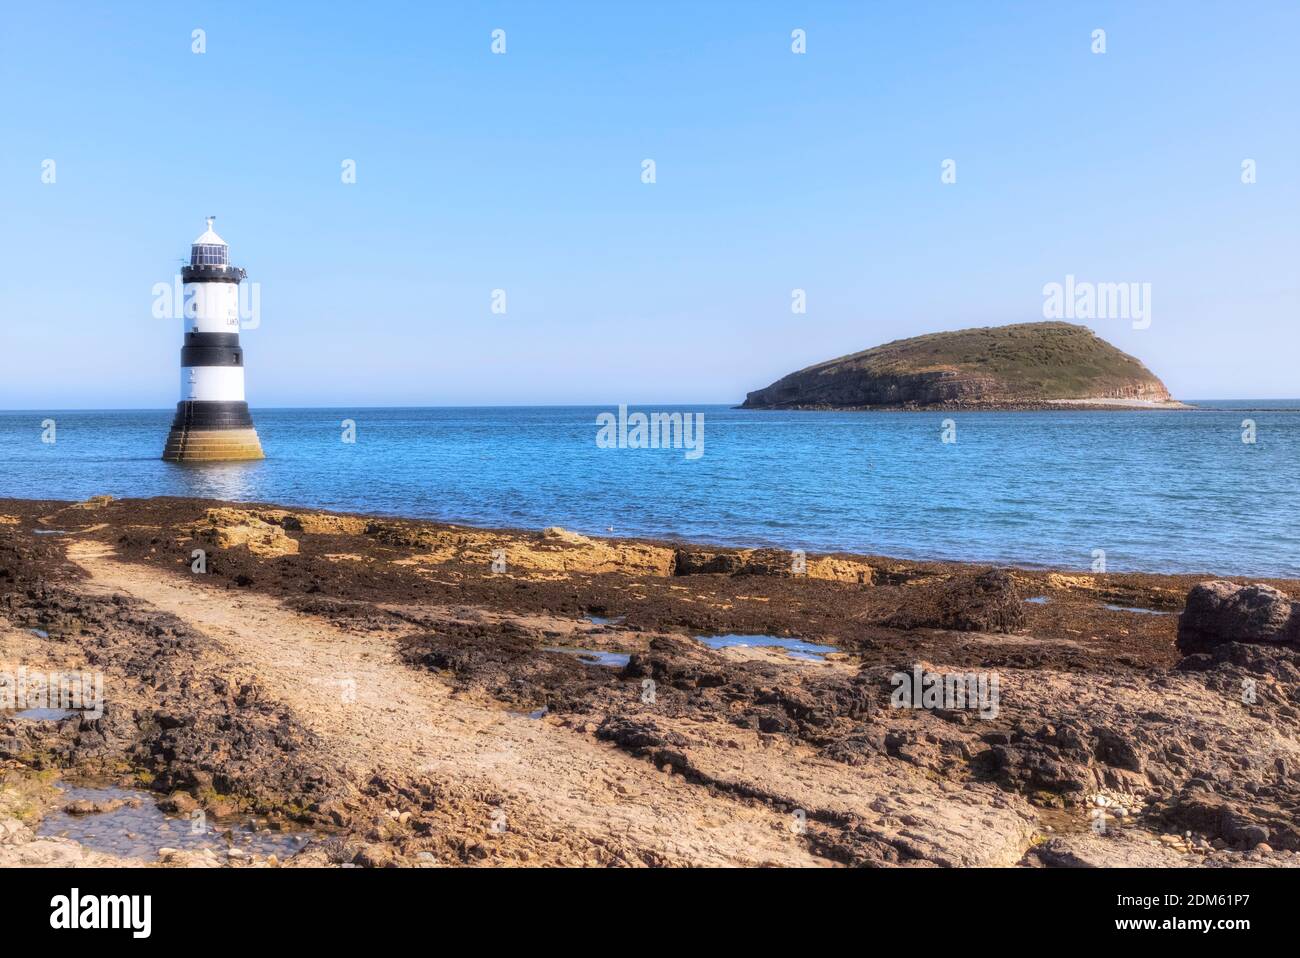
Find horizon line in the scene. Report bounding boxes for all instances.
[4,398,1300,414]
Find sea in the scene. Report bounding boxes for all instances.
[2,402,1297,577]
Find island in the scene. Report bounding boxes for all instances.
[741,321,1187,410]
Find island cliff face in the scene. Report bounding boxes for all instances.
[741,322,1177,410]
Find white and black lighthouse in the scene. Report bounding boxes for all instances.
[162,218,264,462]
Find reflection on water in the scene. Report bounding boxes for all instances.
[1103,604,1171,616]
[7,708,78,721]
[695,634,840,662]
[543,647,631,668]
[166,460,265,501]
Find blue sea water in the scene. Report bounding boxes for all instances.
[2,403,1297,576]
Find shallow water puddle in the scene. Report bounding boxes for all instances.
[507,706,550,720]
[695,634,839,662]
[32,529,70,535]
[1103,604,1171,616]
[1023,596,1051,605]
[36,784,313,862]
[29,628,49,638]
[543,647,631,668]
[9,707,78,721]
[585,615,625,627]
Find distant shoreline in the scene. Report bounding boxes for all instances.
[2,494,1292,582]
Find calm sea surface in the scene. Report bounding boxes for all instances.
[2,403,1297,576]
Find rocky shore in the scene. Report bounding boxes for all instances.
[2,495,1297,867]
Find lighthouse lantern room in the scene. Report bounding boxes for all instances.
[161,217,265,462]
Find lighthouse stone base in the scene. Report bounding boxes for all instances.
[162,400,265,462]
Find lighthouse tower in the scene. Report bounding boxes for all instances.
[162,218,264,462]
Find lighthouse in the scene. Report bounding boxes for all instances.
[161,218,265,462]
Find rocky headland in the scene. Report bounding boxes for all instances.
[742,321,1186,411]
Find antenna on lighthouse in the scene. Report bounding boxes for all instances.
[206,215,215,231]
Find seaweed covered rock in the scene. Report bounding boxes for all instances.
[885,569,1025,633]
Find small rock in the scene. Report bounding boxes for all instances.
[159,792,200,815]
[65,799,126,816]
[353,843,394,868]
[0,818,34,845]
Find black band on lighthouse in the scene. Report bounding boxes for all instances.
[182,265,246,284]
[184,332,241,348]
[170,400,256,430]
[181,345,243,367]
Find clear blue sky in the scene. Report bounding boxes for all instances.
[2,0,1296,408]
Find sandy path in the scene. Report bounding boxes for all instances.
[66,540,822,867]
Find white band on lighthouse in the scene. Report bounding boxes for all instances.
[181,365,246,402]
[162,217,265,462]
[185,282,241,333]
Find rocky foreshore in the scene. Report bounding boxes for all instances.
[2,495,1297,868]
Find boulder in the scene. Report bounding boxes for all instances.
[1177,581,1297,653]
[885,569,1025,633]
[673,547,873,583]
[191,508,299,558]
[540,527,593,546]
[673,549,745,575]
[70,495,114,510]
[259,510,368,536]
